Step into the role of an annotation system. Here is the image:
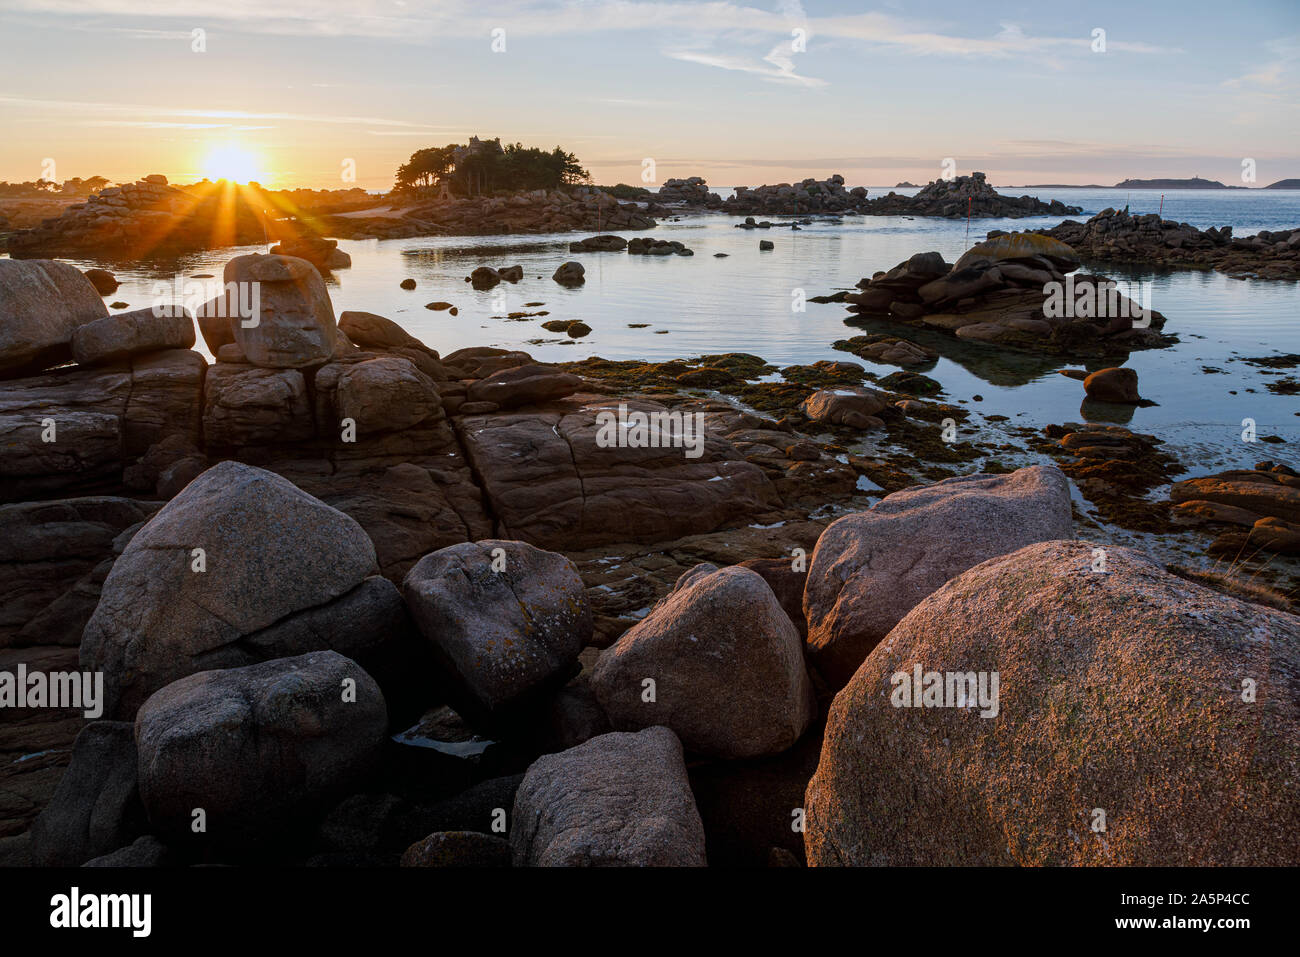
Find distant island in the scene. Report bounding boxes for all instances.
[894,181,919,188]
[1265,178,1300,189]
[1112,177,1243,189]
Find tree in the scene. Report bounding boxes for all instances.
[393,138,590,196]
[394,146,458,192]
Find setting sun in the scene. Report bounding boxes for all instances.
[200,144,267,184]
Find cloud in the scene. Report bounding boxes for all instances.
[667,47,824,86]
[1223,35,1300,91]
[0,1,1180,58]
[0,93,443,128]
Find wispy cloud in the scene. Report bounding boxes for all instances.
[0,1,1181,61]
[1223,35,1300,92]
[666,48,824,86]
[0,93,442,128]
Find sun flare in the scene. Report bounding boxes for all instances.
[200,144,267,184]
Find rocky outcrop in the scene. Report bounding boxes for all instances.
[0,496,157,649]
[805,541,1300,866]
[840,237,1173,357]
[832,334,937,367]
[804,465,1072,686]
[0,350,204,502]
[135,651,387,845]
[80,461,414,718]
[0,259,109,378]
[723,174,868,215]
[627,237,692,256]
[4,175,267,258]
[1170,463,1300,556]
[860,172,1081,218]
[592,565,815,759]
[1039,207,1300,280]
[656,177,722,207]
[452,395,783,551]
[329,186,655,241]
[402,540,591,720]
[510,726,707,866]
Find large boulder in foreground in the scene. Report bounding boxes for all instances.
[223,253,336,368]
[511,727,706,866]
[804,465,1072,687]
[805,541,1300,866]
[592,565,814,759]
[0,259,109,378]
[135,651,387,844]
[81,461,393,718]
[402,540,591,720]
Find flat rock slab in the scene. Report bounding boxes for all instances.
[454,396,782,551]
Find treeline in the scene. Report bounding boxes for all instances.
[0,177,111,197]
[395,137,589,195]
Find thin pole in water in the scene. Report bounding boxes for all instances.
[1158,194,1164,218]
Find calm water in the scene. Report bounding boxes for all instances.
[34,187,1300,485]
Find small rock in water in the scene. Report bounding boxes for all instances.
[1083,366,1142,404]
[83,268,119,295]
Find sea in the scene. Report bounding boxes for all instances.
[30,186,1300,565]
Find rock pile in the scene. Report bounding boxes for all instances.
[628,237,693,256]
[332,186,655,240]
[1171,462,1300,557]
[4,176,265,257]
[1038,207,1300,280]
[840,235,1173,357]
[723,174,869,215]
[861,172,1081,218]
[656,177,722,207]
[5,244,1297,870]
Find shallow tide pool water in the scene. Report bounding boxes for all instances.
[61,188,1299,478]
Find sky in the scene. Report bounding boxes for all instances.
[1,0,1298,191]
